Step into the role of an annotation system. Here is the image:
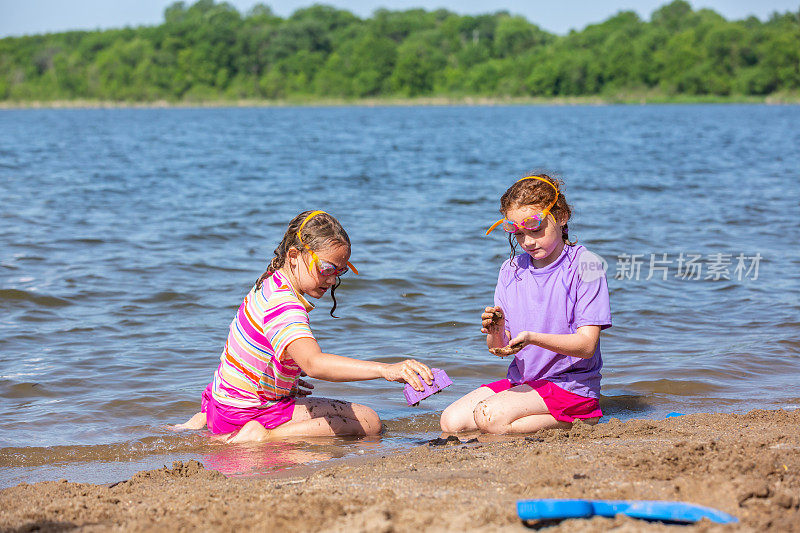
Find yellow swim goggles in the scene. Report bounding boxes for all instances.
[485,176,559,235]
[297,211,359,277]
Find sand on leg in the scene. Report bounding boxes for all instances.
[227,397,382,443]
[439,386,496,433]
[270,397,382,438]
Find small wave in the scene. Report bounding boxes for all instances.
[0,380,57,399]
[182,232,231,242]
[185,262,250,273]
[598,392,653,418]
[18,310,61,323]
[635,183,666,193]
[425,321,472,329]
[0,434,209,468]
[383,412,441,433]
[0,289,71,308]
[777,339,800,350]
[626,378,725,396]
[708,283,738,292]
[133,290,191,304]
[633,308,670,317]
[446,198,482,205]
[61,325,119,334]
[398,292,425,298]
[61,237,109,245]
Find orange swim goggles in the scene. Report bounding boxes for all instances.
[485,176,560,235]
[297,211,359,277]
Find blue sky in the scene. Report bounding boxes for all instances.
[1,0,798,38]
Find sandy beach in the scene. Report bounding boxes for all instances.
[2,93,797,110]
[1,409,798,532]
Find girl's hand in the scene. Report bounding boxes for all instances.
[381,359,433,391]
[488,332,532,357]
[481,306,505,335]
[294,371,314,397]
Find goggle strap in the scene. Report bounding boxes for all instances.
[306,253,319,275]
[297,210,327,244]
[486,219,504,235]
[516,175,559,194]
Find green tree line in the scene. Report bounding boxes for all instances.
[1,0,798,102]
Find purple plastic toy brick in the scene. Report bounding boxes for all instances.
[404,368,453,406]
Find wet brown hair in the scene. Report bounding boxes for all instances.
[255,210,352,317]
[499,172,576,263]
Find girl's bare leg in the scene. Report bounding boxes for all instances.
[227,397,382,443]
[439,386,496,433]
[473,383,598,434]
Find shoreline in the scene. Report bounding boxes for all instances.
[2,409,798,531]
[1,94,799,110]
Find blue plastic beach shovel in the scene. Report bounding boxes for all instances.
[517,499,738,524]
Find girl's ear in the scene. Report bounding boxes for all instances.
[555,212,569,228]
[286,246,300,268]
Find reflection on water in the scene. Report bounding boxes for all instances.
[201,442,334,477]
[1,105,799,487]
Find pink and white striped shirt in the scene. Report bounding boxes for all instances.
[210,271,315,409]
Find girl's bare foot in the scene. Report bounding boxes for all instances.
[172,412,207,430]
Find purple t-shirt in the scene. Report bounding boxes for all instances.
[494,244,612,399]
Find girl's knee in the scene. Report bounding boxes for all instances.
[348,403,381,435]
[440,404,468,433]
[232,420,270,442]
[360,405,382,435]
[473,400,507,434]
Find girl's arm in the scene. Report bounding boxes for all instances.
[285,337,433,390]
[509,325,601,359]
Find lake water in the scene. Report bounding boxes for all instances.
[1,104,799,488]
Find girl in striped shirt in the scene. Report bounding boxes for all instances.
[177,211,432,443]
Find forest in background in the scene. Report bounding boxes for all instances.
[1,0,799,103]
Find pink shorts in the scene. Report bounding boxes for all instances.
[201,383,296,434]
[481,378,602,423]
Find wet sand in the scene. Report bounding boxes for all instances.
[1,409,798,532]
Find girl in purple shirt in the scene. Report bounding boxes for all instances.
[440,174,612,434]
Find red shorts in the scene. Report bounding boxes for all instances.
[481,378,602,423]
[201,383,296,434]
